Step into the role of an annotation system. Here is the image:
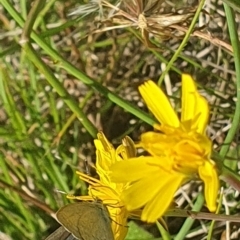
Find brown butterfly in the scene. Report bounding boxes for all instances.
[45,201,114,240]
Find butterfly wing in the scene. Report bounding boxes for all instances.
[57,202,114,240]
[77,202,114,240]
[45,226,77,240]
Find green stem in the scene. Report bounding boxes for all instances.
[222,0,240,12]
[158,0,206,85]
[1,0,156,128]
[18,0,97,137]
[174,194,204,240]
[219,4,240,158]
[24,43,98,137]
[21,0,46,41]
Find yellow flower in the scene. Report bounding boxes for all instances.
[69,131,136,240]
[110,74,219,223]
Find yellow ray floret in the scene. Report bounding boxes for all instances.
[110,74,219,222]
[69,132,136,240]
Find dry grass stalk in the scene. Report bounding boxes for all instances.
[102,0,195,47]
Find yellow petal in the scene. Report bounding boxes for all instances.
[95,132,118,177]
[110,157,156,182]
[97,131,112,151]
[95,139,112,171]
[191,95,209,134]
[141,172,186,222]
[198,160,219,212]
[181,74,209,134]
[122,171,164,210]
[140,132,172,156]
[139,80,180,127]
[117,136,136,159]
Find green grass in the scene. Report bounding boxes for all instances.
[1,0,240,239]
